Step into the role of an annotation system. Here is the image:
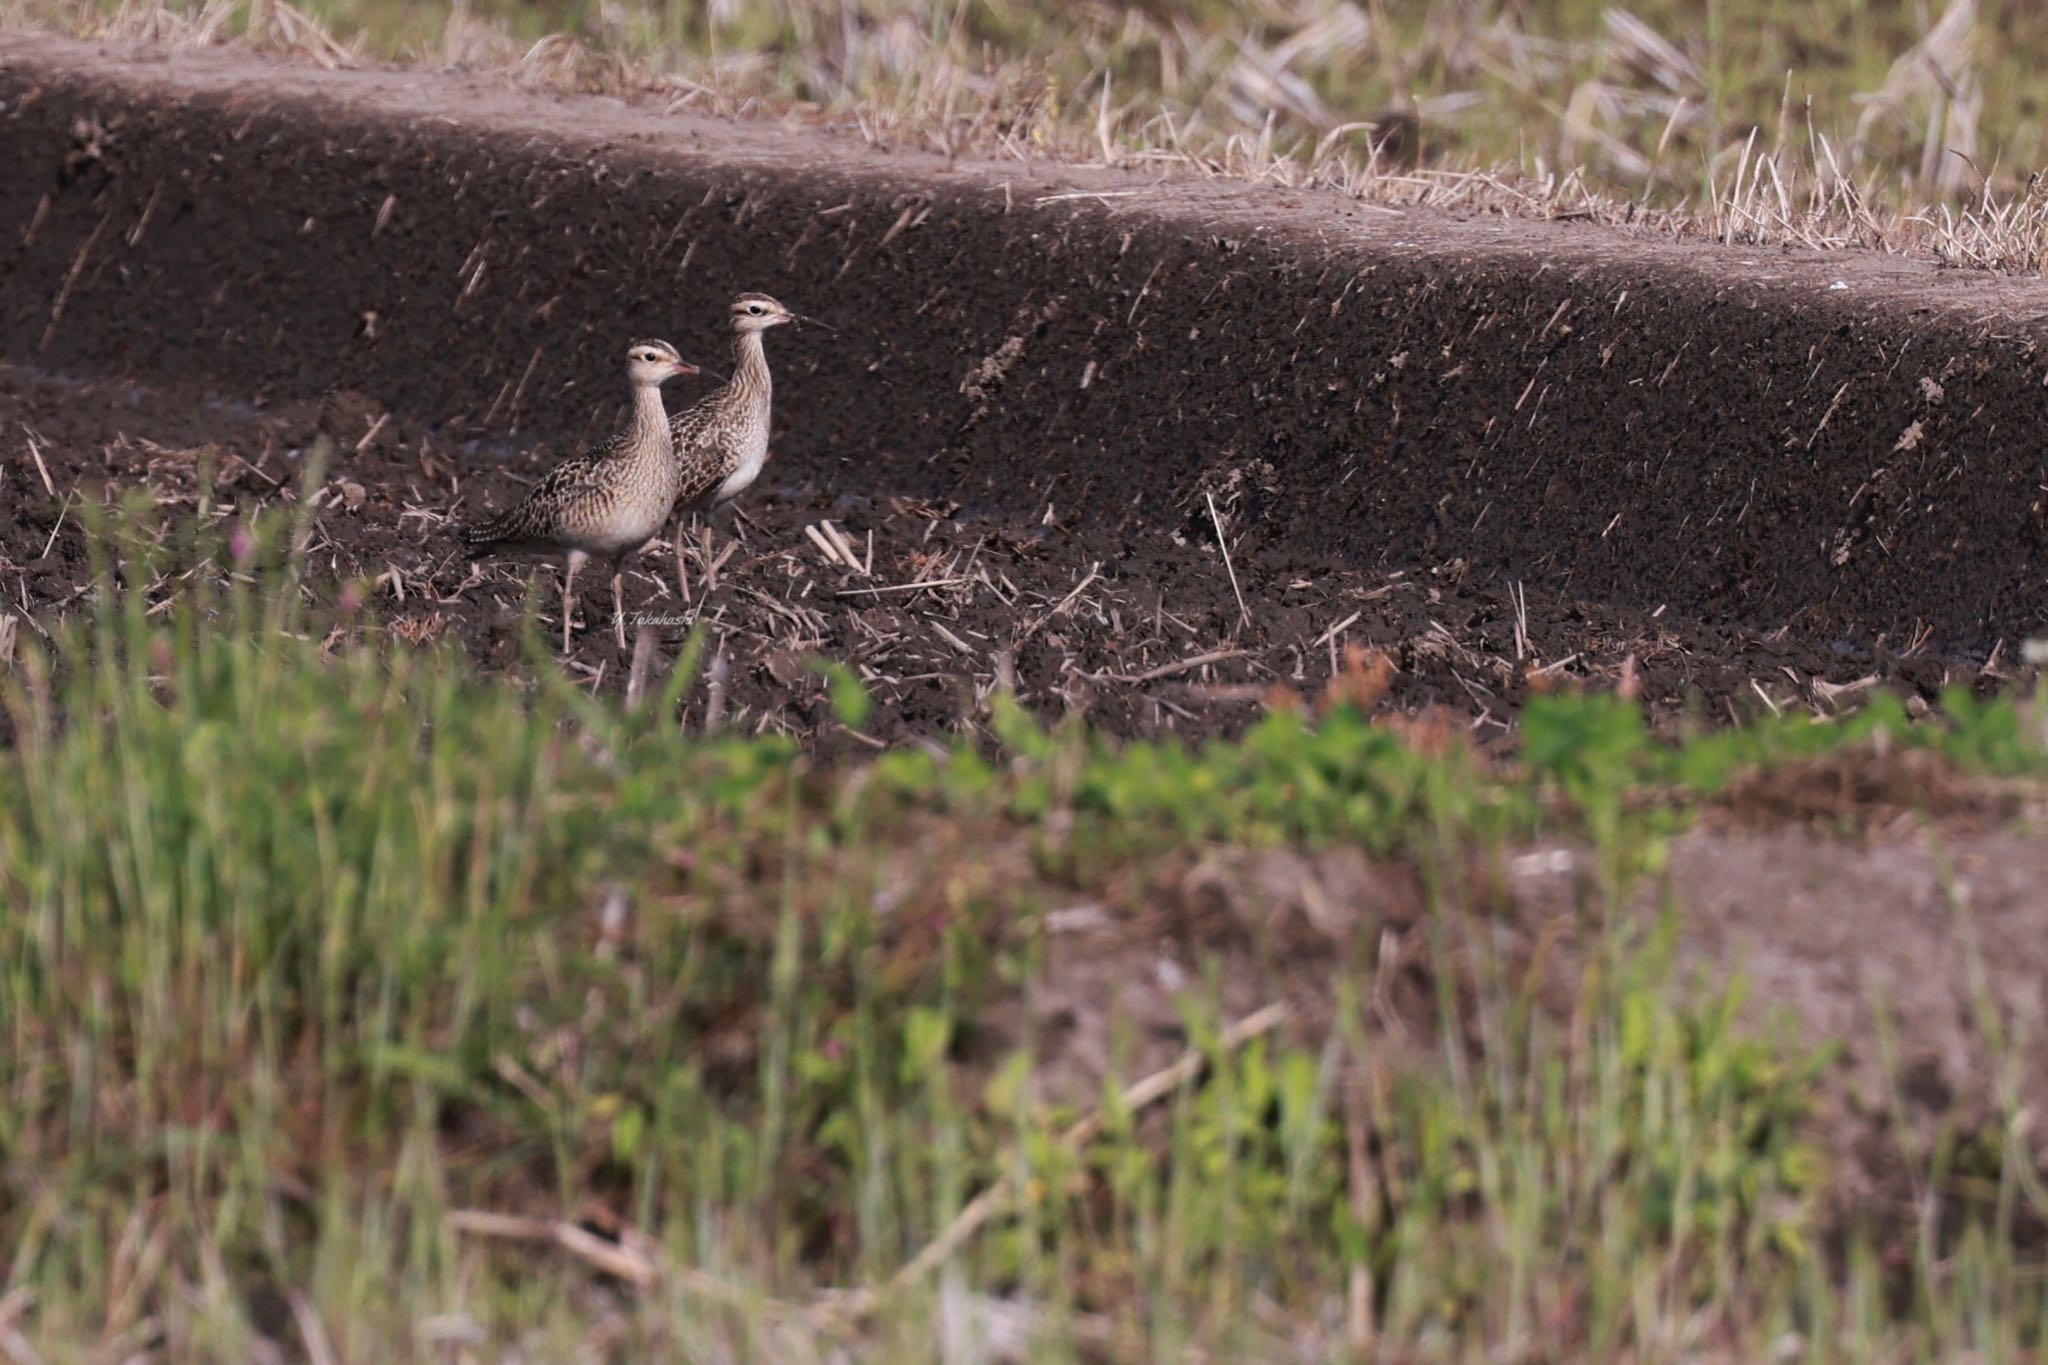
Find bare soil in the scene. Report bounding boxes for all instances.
[4,37,2048,726]
[1,40,2042,743]
[0,357,2002,748]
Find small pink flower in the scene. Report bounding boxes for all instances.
[228,524,254,564]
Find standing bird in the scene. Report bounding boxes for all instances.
[462,339,698,652]
[666,292,810,596]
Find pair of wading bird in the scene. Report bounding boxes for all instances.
[459,291,810,650]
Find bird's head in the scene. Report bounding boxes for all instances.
[627,338,697,385]
[730,293,799,334]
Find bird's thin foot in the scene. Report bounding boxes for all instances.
[561,560,581,656]
[700,524,721,593]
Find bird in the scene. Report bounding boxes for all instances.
[461,339,698,653]
[665,292,813,597]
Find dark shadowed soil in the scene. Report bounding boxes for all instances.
[4,34,2048,704]
[0,359,2014,748]
[0,36,2041,741]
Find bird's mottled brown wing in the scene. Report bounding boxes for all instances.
[463,455,603,549]
[671,447,739,514]
[531,454,607,499]
[667,393,721,451]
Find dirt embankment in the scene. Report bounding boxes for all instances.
[6,37,2048,664]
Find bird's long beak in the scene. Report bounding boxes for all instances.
[671,360,701,377]
[790,312,834,332]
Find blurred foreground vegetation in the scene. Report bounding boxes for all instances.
[4,503,2048,1358]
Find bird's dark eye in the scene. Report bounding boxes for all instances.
[749,304,764,314]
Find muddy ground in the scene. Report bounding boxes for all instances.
[0,358,2010,747]
[6,35,2048,713]
[1,34,2041,742]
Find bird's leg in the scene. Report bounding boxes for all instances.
[561,550,586,654]
[612,566,628,651]
[673,517,692,606]
[700,518,720,593]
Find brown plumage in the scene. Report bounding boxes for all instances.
[462,338,697,651]
[667,293,808,595]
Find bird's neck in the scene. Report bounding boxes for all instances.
[730,330,771,404]
[630,381,674,461]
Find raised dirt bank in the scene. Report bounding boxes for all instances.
[4,37,2048,653]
